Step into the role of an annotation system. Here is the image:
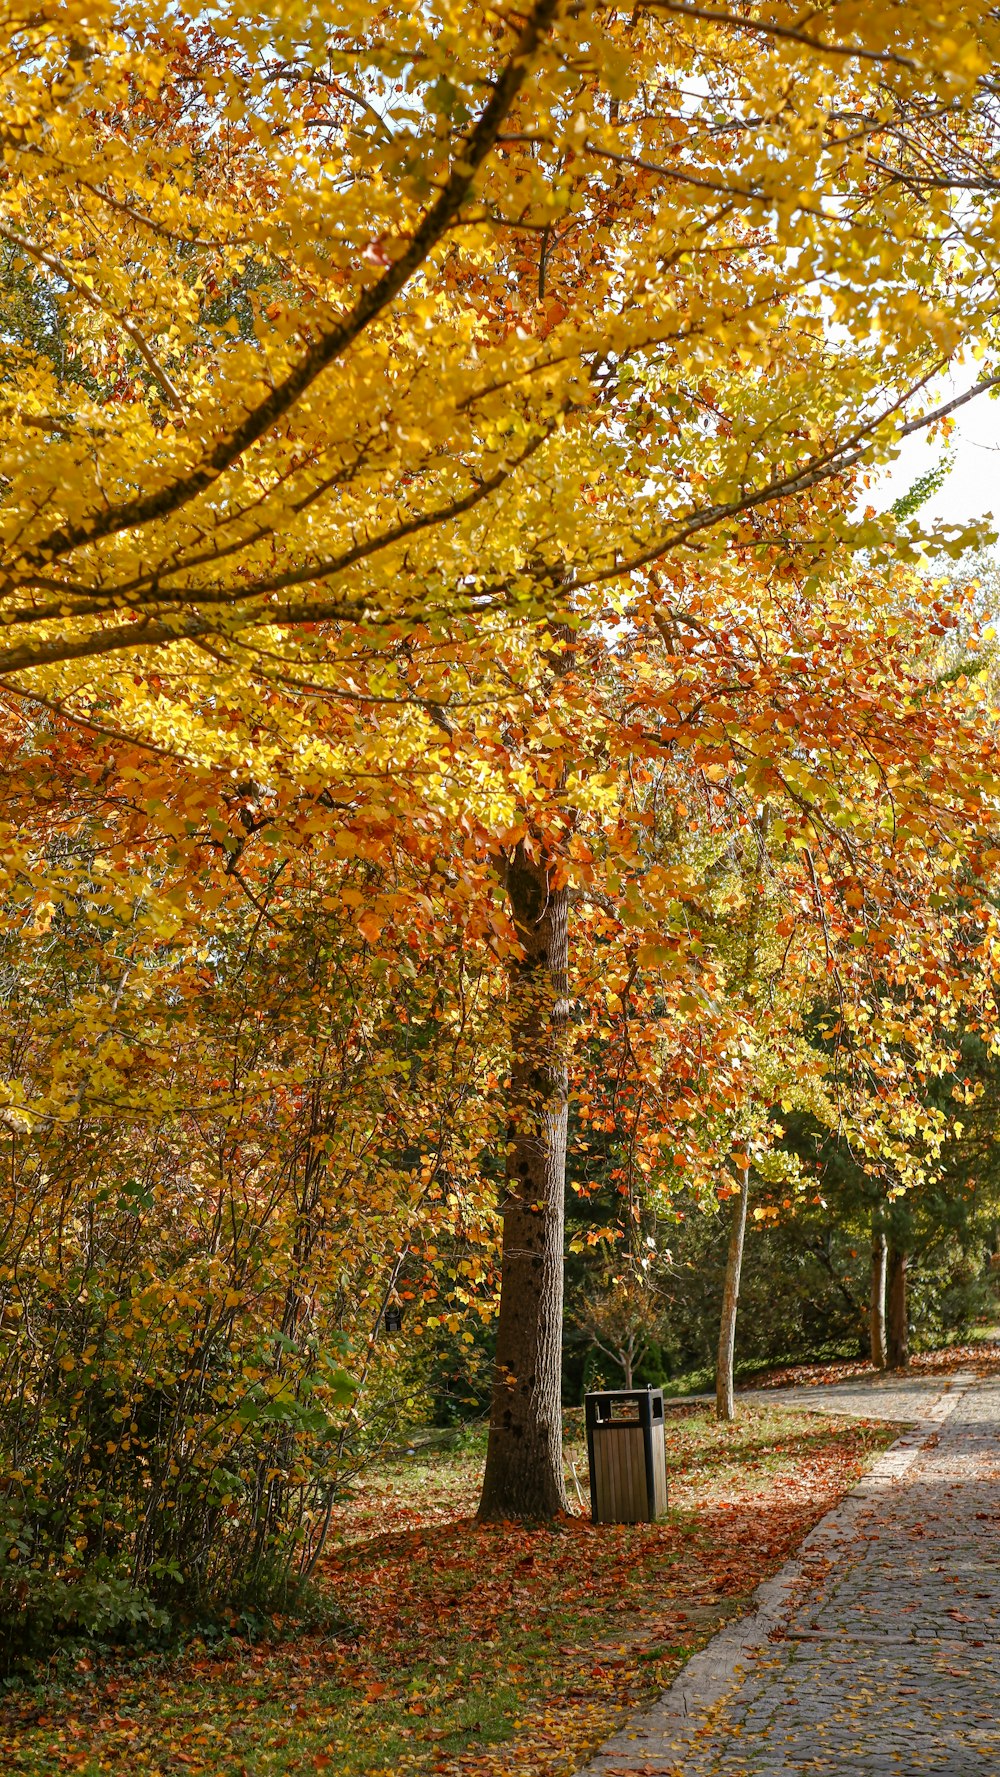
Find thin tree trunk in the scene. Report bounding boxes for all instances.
[716,1164,750,1422]
[479,843,570,1520]
[886,1244,909,1370]
[870,1229,888,1371]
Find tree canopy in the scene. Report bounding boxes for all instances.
[3,0,1000,700]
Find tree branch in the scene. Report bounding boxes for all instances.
[0,224,185,411]
[638,2,917,69]
[574,371,1000,592]
[14,0,561,571]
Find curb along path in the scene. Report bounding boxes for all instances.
[576,1374,1000,1776]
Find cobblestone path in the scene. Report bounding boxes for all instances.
[579,1375,1000,1777]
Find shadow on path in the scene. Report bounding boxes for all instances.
[577,1374,1000,1776]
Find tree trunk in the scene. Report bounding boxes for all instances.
[870,1229,887,1371]
[886,1244,909,1370]
[716,1164,750,1422]
[478,843,570,1520]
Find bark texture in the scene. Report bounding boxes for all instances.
[870,1229,888,1371]
[716,1165,750,1422]
[886,1243,909,1370]
[478,843,570,1520]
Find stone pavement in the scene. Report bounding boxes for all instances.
[577,1372,1000,1776]
[739,1372,980,1425]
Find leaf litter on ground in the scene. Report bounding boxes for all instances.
[0,1402,902,1777]
[748,1340,1000,1393]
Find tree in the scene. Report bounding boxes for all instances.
[0,695,517,1647]
[716,1162,751,1422]
[870,1231,889,1371]
[886,1242,910,1370]
[5,1,1000,1535]
[471,552,1000,1500]
[573,1270,660,1392]
[479,843,571,1518]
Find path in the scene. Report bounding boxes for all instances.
[578,1372,1000,1776]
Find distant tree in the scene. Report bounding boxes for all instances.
[574,1269,663,1392]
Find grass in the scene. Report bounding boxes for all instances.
[0,1404,898,1777]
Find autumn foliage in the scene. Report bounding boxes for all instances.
[2,0,1000,1652]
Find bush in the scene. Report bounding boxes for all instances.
[0,1192,358,1667]
[0,1515,170,1667]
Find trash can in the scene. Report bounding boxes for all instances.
[585,1386,668,1524]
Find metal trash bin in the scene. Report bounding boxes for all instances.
[585,1386,668,1523]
